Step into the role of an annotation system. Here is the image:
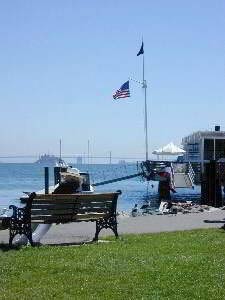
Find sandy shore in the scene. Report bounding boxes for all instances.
[1,210,225,245]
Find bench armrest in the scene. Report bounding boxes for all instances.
[9,205,27,221]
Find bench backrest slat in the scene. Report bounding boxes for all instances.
[31,207,111,216]
[32,199,114,206]
[31,209,75,215]
[31,212,108,223]
[31,202,112,210]
[34,193,116,201]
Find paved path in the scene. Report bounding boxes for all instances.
[1,210,225,245]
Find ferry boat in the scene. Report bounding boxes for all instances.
[35,154,67,167]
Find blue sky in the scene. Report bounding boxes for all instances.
[0,0,224,162]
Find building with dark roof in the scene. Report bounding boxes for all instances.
[182,126,225,167]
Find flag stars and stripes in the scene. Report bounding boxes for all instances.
[113,81,130,100]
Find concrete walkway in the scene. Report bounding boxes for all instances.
[1,210,225,245]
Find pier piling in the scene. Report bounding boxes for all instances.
[44,167,49,194]
[201,160,223,207]
[54,167,61,185]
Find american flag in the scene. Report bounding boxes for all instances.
[113,81,130,100]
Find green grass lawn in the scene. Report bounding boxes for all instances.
[1,229,225,300]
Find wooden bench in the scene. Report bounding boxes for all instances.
[6,190,121,247]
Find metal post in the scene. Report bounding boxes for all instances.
[54,167,61,185]
[201,138,204,173]
[209,160,216,207]
[44,167,49,194]
[204,160,219,207]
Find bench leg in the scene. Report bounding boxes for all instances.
[112,225,119,239]
[8,223,34,247]
[23,224,34,246]
[27,231,34,247]
[93,216,118,241]
[9,226,19,248]
[9,231,14,248]
[93,223,101,242]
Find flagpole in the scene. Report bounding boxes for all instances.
[142,45,149,161]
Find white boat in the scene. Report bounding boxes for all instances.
[35,154,68,167]
[35,141,68,167]
[55,159,68,168]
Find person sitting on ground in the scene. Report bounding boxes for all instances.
[53,173,83,194]
[166,200,173,210]
[163,200,178,214]
[163,200,173,212]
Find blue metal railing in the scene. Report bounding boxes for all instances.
[187,162,195,186]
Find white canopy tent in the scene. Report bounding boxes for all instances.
[152,142,186,156]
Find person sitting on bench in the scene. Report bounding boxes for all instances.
[53,173,83,194]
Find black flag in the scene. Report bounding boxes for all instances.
[137,42,144,56]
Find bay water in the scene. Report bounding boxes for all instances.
[0,163,200,215]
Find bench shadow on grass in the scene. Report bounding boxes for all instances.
[44,240,94,247]
[0,243,22,252]
[0,239,97,250]
[203,218,225,232]
[0,239,114,250]
[44,238,115,247]
[204,218,225,224]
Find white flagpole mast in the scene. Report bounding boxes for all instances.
[130,39,149,161]
[142,40,149,161]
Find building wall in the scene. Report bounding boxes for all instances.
[182,132,225,162]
